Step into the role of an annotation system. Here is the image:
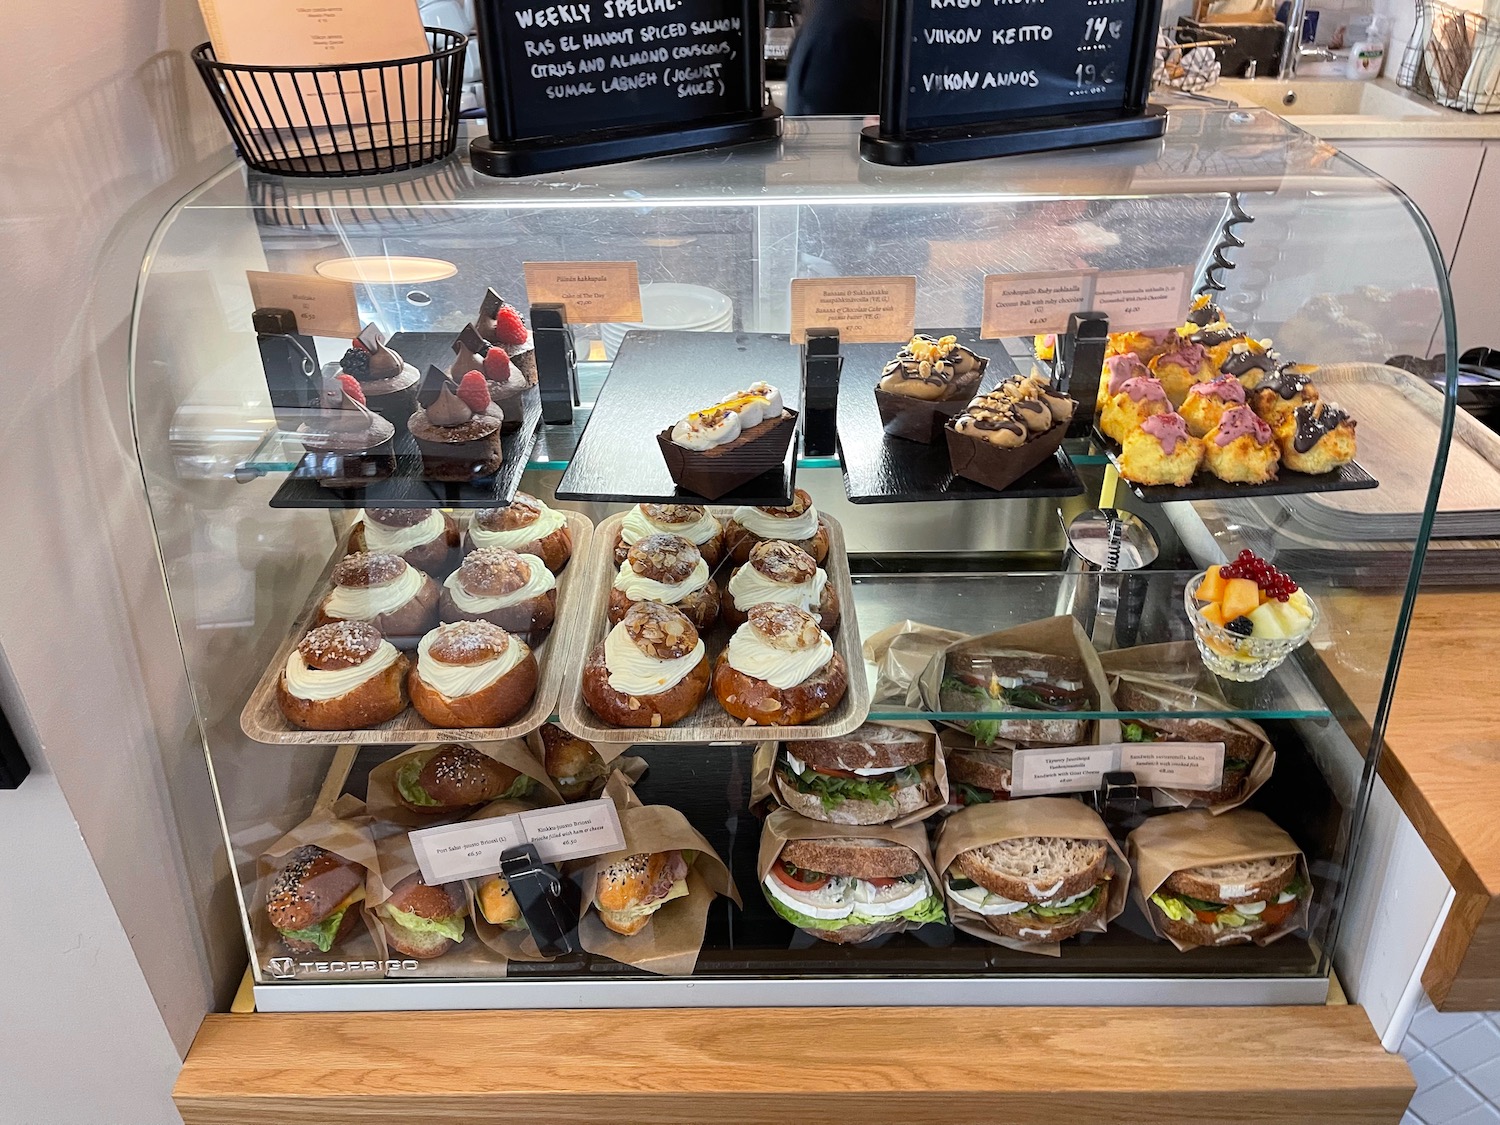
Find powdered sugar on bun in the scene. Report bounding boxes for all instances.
[456,548,533,598]
[298,621,384,669]
[332,551,408,588]
[621,601,700,660]
[748,603,823,652]
[749,540,817,585]
[626,534,701,585]
[426,620,513,665]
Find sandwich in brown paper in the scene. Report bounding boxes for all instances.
[1128,808,1311,952]
[527,724,647,803]
[366,739,561,828]
[749,719,949,826]
[757,808,944,944]
[916,616,1119,747]
[933,797,1129,956]
[862,619,970,706]
[461,797,555,963]
[367,828,499,977]
[254,795,383,978]
[575,773,739,976]
[1100,643,1275,813]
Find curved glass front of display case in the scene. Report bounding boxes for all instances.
[130,105,1458,1009]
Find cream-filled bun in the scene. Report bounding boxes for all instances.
[614,502,724,567]
[408,620,538,729]
[277,621,409,730]
[713,604,848,726]
[349,507,458,575]
[608,533,719,630]
[466,493,572,573]
[724,540,838,631]
[725,488,829,564]
[315,551,439,640]
[581,602,711,728]
[440,547,557,644]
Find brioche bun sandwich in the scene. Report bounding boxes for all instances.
[762,836,945,944]
[595,850,690,936]
[394,742,534,815]
[375,873,467,958]
[1148,855,1306,947]
[265,845,367,954]
[774,723,938,825]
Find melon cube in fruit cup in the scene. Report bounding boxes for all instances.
[1196,566,1228,602]
[1221,578,1261,622]
[1248,601,1287,639]
[1200,602,1228,629]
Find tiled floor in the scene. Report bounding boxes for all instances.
[1400,996,1500,1124]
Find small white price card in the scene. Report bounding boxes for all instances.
[409,798,625,884]
[1010,742,1225,797]
[981,270,1095,338]
[1091,268,1192,332]
[246,270,362,338]
[789,276,917,344]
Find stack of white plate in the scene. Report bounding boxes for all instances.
[600,283,734,358]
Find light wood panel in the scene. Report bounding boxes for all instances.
[1375,588,1500,1009]
[174,1006,1412,1125]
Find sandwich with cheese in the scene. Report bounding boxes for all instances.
[762,836,945,944]
[595,850,690,936]
[774,724,937,824]
[265,844,367,954]
[1114,681,1265,805]
[1148,855,1306,947]
[944,835,1112,943]
[937,650,1091,745]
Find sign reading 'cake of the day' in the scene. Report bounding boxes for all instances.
[896,0,1140,130]
[789,277,918,345]
[523,261,644,323]
[495,0,755,141]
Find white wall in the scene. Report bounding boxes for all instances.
[0,0,247,1118]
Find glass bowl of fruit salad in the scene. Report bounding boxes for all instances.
[1184,551,1318,682]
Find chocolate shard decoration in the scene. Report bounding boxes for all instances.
[479,288,503,320]
[455,323,489,356]
[357,323,385,352]
[418,364,451,409]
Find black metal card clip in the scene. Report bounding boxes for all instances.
[531,304,578,426]
[801,327,842,459]
[1094,770,1150,841]
[253,307,320,432]
[499,843,581,956]
[1056,311,1109,438]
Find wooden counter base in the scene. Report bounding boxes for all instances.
[174,1006,1412,1125]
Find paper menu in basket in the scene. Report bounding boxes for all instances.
[198,0,433,142]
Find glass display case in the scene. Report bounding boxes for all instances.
[130,105,1457,1011]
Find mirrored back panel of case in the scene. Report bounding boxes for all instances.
[130,105,1458,1009]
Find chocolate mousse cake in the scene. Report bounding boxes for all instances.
[408,365,505,482]
[340,324,418,437]
[874,334,987,443]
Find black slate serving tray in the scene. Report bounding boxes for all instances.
[555,330,801,505]
[1090,427,1378,504]
[835,329,1084,503]
[268,332,542,511]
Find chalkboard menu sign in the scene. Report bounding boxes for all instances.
[862,0,1168,166]
[472,0,781,176]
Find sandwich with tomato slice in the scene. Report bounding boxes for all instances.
[774,724,937,825]
[943,834,1113,942]
[762,836,946,944]
[937,650,1091,746]
[1115,681,1266,805]
[942,739,1013,810]
[1148,855,1306,947]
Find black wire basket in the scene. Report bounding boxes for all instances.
[192,28,467,178]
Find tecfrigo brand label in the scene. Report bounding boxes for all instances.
[265,957,418,978]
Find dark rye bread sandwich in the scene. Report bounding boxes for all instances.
[775,724,937,824]
[762,836,945,944]
[938,650,1091,746]
[944,836,1112,943]
[1148,855,1306,948]
[375,873,467,958]
[1114,681,1264,804]
[394,743,534,815]
[265,845,367,955]
[944,743,1013,808]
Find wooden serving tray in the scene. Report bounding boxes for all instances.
[239,512,594,746]
[558,510,869,744]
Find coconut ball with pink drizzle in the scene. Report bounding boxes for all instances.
[1118,411,1205,487]
[1100,374,1172,445]
[1180,374,1247,438]
[1204,405,1280,484]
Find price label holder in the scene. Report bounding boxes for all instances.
[801,327,842,459]
[532,303,579,425]
[1011,742,1224,798]
[1056,310,1110,435]
[252,306,322,433]
[470,0,782,177]
[500,843,583,956]
[862,0,1168,166]
[409,798,626,883]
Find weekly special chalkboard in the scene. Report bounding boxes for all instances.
[471,0,781,176]
[862,0,1168,165]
